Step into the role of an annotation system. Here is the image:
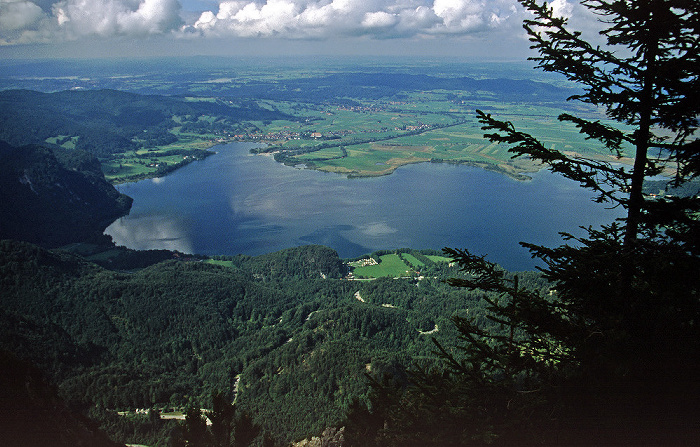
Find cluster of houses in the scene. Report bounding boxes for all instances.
[336,105,384,113]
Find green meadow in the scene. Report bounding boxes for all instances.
[426,255,452,264]
[349,251,451,278]
[401,253,426,269]
[351,254,415,278]
[101,137,216,183]
[255,91,630,179]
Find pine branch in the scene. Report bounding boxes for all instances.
[476,109,630,204]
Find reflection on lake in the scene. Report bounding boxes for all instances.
[106,142,621,270]
[105,214,194,254]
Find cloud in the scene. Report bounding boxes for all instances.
[0,0,44,31]
[550,0,573,18]
[187,0,523,39]
[362,11,398,29]
[432,0,486,31]
[0,0,600,51]
[53,0,183,37]
[1,0,183,44]
[0,0,52,44]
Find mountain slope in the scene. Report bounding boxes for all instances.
[0,240,502,444]
[0,142,132,247]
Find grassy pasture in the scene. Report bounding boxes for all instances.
[352,254,415,278]
[401,253,425,269]
[266,91,564,178]
[281,96,632,178]
[45,135,78,149]
[205,259,235,268]
[294,147,345,161]
[313,144,430,176]
[102,159,154,180]
[350,252,451,278]
[102,135,217,183]
[426,255,452,264]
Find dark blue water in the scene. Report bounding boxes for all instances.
[106,142,620,270]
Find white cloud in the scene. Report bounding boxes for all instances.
[187,0,523,39]
[0,0,45,31]
[52,0,183,38]
[550,0,573,18]
[0,0,53,44]
[1,0,183,44]
[0,0,602,53]
[432,0,484,30]
[362,11,397,29]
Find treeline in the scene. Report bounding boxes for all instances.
[643,178,700,197]
[212,245,347,281]
[198,72,570,104]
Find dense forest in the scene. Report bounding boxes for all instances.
[0,142,132,247]
[0,239,543,445]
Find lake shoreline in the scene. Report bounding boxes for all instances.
[106,142,623,271]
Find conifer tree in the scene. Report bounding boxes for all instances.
[478,0,699,252]
[476,0,700,378]
[180,406,211,447]
[358,1,699,445]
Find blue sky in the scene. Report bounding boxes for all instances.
[0,0,597,59]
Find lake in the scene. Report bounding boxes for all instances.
[106,142,621,271]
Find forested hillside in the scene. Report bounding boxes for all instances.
[0,89,292,157]
[0,240,543,445]
[0,142,132,247]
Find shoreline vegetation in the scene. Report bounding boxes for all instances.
[108,133,634,185]
[103,140,218,185]
[103,131,544,185]
[254,141,542,181]
[103,137,543,185]
[106,134,545,185]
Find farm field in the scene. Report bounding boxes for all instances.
[401,253,426,269]
[349,251,451,278]
[101,137,217,183]
[351,254,416,278]
[253,92,631,179]
[426,255,453,264]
